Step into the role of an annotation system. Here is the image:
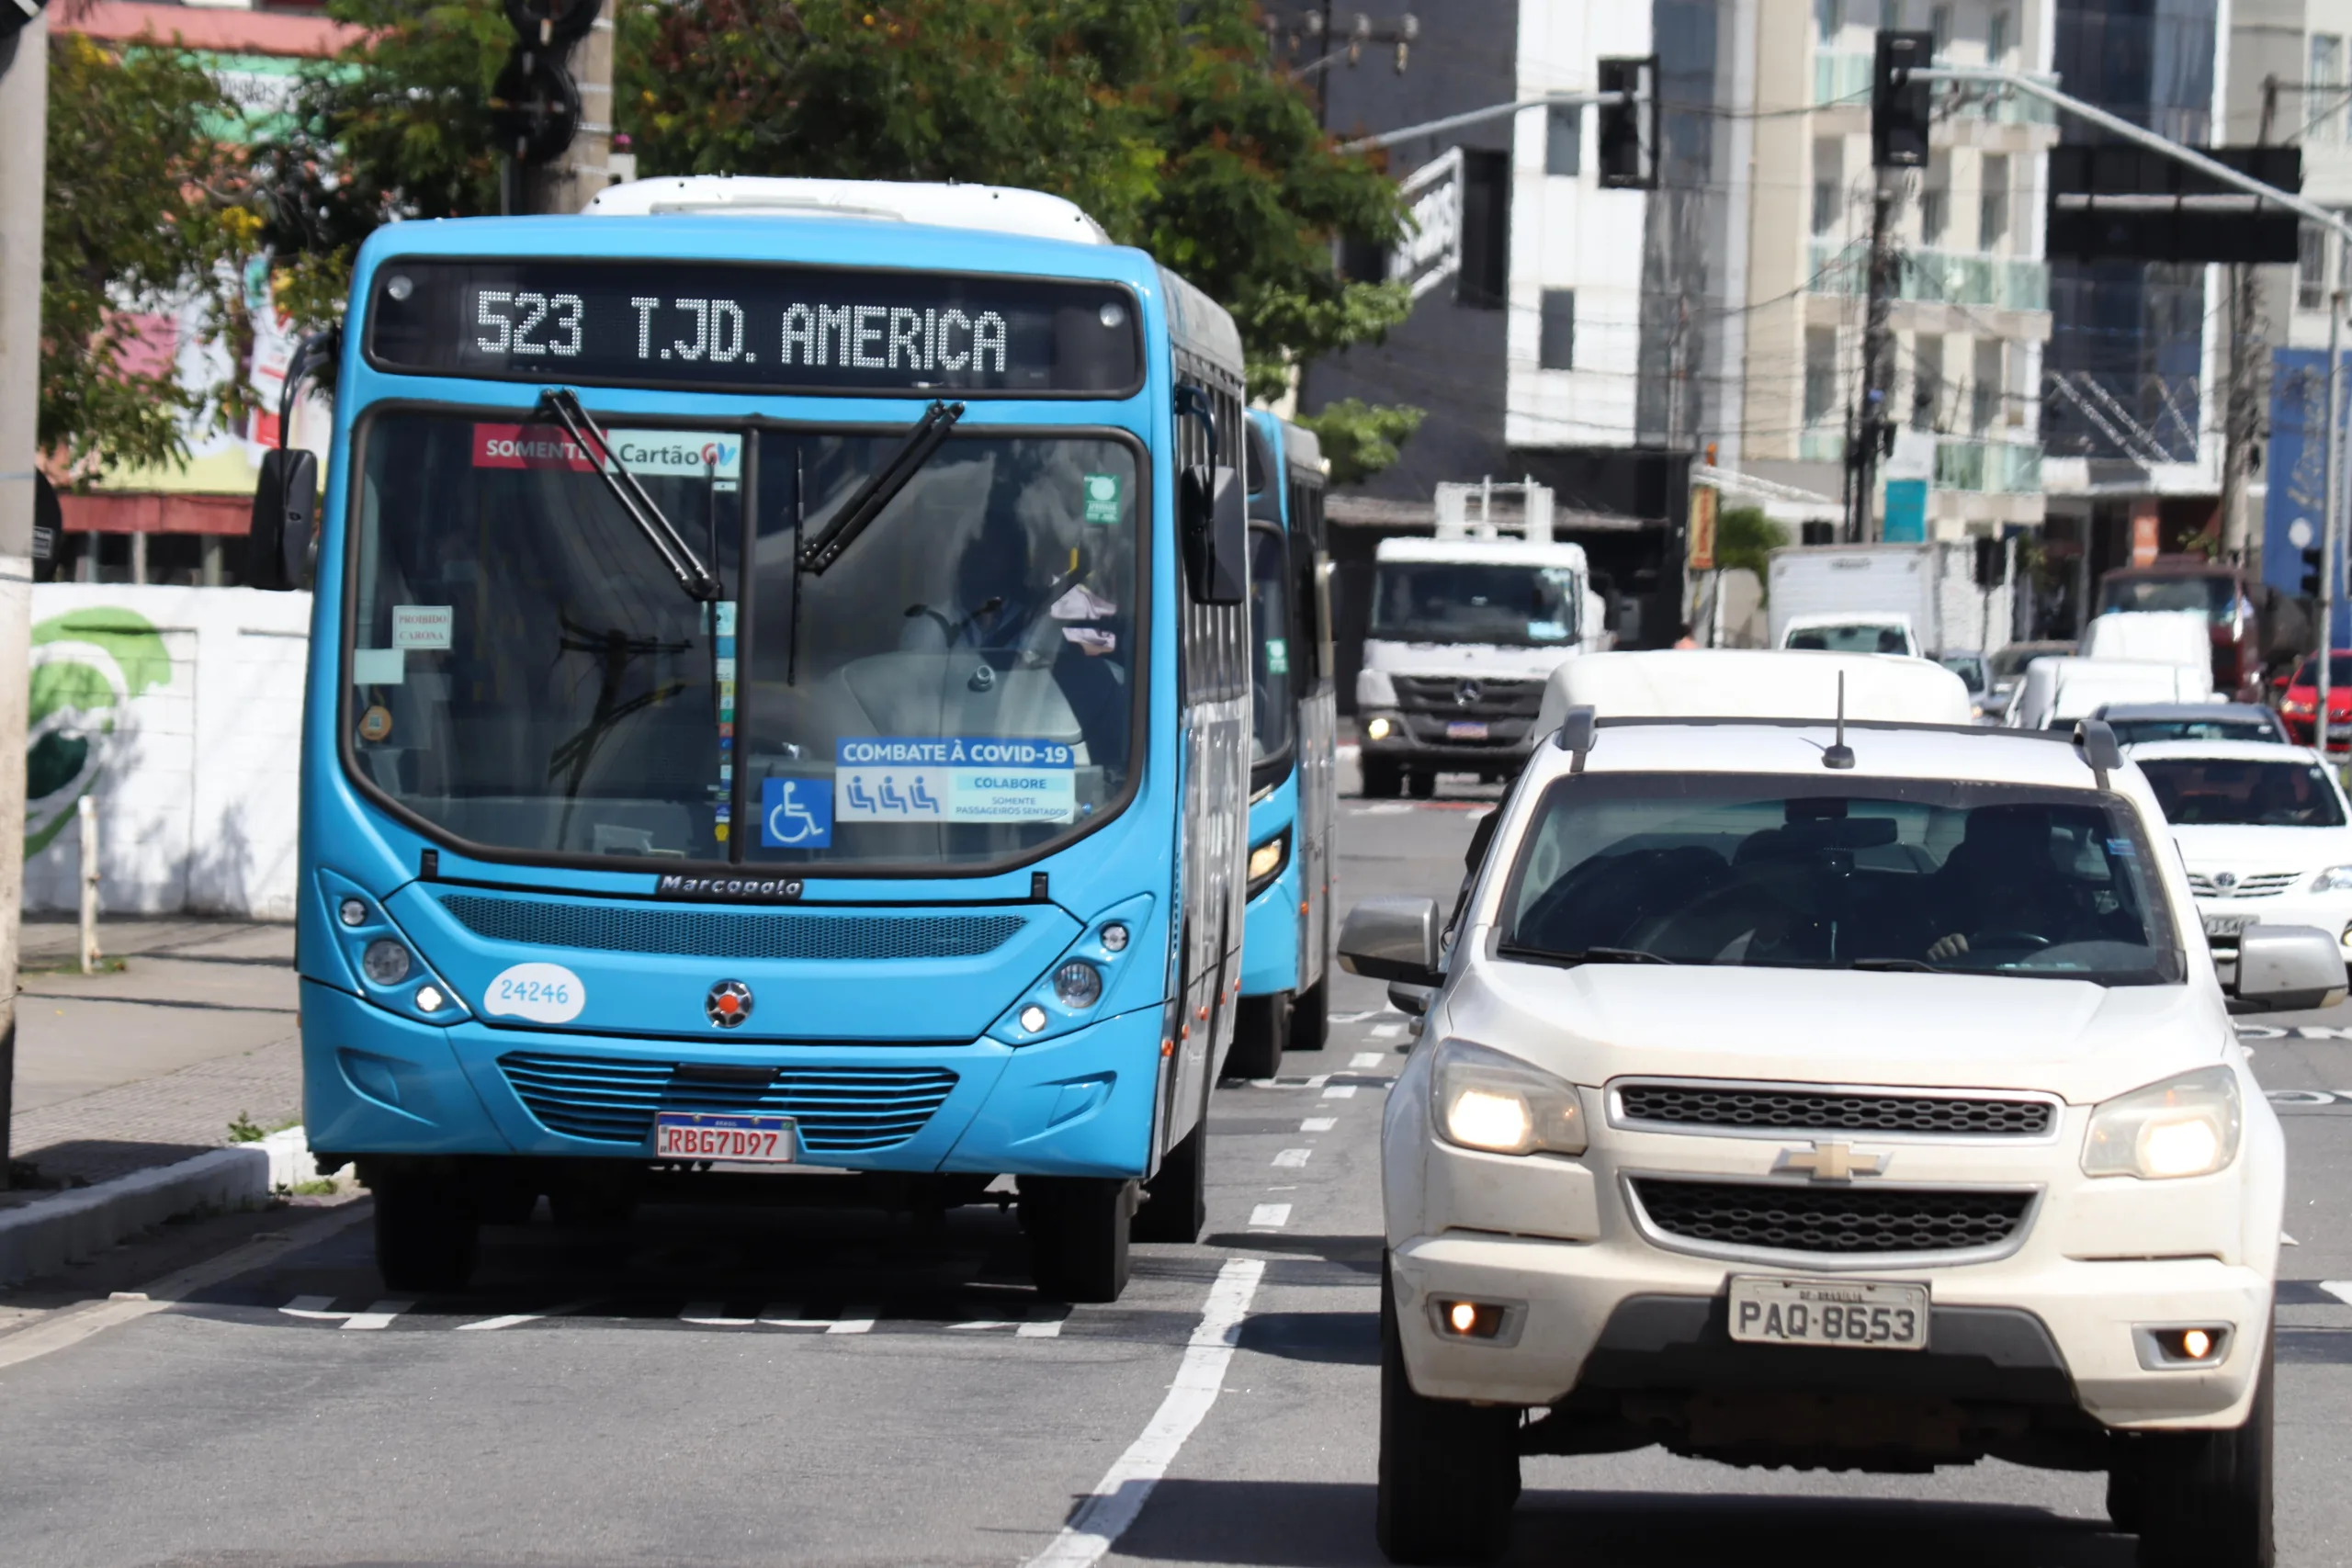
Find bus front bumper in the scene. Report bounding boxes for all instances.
[300,980,1163,1179]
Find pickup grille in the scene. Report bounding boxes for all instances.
[1630,1178,2034,1256]
[1390,675,1544,719]
[1615,1084,2052,1137]
[2186,872,2300,900]
[499,1053,958,1153]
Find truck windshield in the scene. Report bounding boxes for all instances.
[2139,758,2347,828]
[1370,561,1577,647]
[1787,622,1909,654]
[348,411,1141,869]
[1499,773,2181,985]
[2098,575,2233,624]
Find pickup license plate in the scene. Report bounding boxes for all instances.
[654,1112,797,1164]
[1445,720,1488,740]
[1728,1276,1928,1351]
[2204,913,2256,939]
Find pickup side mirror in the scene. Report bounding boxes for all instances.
[1339,895,1442,985]
[247,448,319,592]
[2228,924,2348,1013]
[1180,464,1246,605]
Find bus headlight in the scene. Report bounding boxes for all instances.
[1431,1038,1586,1156]
[1053,961,1103,1009]
[1246,829,1290,897]
[2083,1066,2242,1179]
[361,939,413,987]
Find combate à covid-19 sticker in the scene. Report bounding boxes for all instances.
[835,738,1075,824]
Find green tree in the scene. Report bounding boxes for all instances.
[42,34,258,483]
[1715,505,1789,592]
[1295,399,1424,488]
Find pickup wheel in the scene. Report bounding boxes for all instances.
[1376,1259,1518,1564]
[2132,1330,2274,1568]
[1288,976,1329,1052]
[1228,989,1291,1080]
[1363,758,1402,799]
[372,1168,480,1292]
[1023,1177,1135,1303]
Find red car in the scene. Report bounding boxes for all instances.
[2278,650,2352,750]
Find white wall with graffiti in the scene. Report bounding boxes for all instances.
[27,586,312,920]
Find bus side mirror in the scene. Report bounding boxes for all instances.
[1181,464,1246,605]
[247,448,318,592]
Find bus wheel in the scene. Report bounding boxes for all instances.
[1362,758,1402,798]
[1229,990,1292,1080]
[1134,1119,1206,1243]
[1288,976,1329,1052]
[1024,1177,1135,1303]
[1408,771,1436,800]
[373,1168,481,1292]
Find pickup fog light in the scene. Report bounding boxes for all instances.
[1431,1038,1586,1156]
[1434,1299,1506,1338]
[1053,961,1103,1008]
[1365,716,1393,740]
[2083,1066,2243,1179]
[361,939,413,987]
[2314,865,2352,893]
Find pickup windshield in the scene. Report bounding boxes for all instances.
[1499,773,2181,984]
[1370,561,1577,647]
[348,412,1140,868]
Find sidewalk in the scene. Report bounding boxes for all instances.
[7,916,300,1202]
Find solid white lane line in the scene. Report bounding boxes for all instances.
[679,1303,755,1326]
[340,1299,414,1331]
[951,1320,1018,1330]
[279,1295,343,1320]
[1020,1258,1265,1568]
[1272,1148,1311,1168]
[1329,1009,1389,1024]
[1017,1313,1067,1339]
[1322,1085,1358,1100]
[2322,1280,2352,1306]
[828,1308,877,1335]
[457,1301,588,1332]
[1249,1203,1292,1228]
[1350,1052,1386,1068]
[1301,1117,1337,1133]
[756,1304,836,1327]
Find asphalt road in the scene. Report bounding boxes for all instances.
[4,780,2352,1566]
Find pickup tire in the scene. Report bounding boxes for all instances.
[1376,1259,1518,1564]
[2131,1330,2274,1568]
[373,1168,481,1292]
[1023,1177,1135,1303]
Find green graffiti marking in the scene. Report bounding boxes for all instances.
[26,608,172,857]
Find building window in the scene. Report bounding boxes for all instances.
[1882,0,1905,30]
[2316,37,2346,142]
[1912,333,1943,429]
[1812,138,1844,235]
[1972,339,2002,434]
[1988,8,2010,62]
[1540,290,1576,369]
[1980,153,2009,250]
[1815,0,1844,42]
[1804,328,1841,424]
[1930,3,1951,52]
[1546,105,1582,177]
[2301,222,2329,311]
[1921,152,1950,245]
[1456,150,1510,310]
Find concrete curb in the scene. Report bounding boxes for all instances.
[0,1125,326,1289]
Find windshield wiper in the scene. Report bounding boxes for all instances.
[798,400,966,575]
[537,389,721,603]
[1498,942,1676,968]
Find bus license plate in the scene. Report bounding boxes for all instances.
[654,1112,797,1164]
[2204,913,2256,939]
[1445,720,1488,740]
[1728,1276,1928,1351]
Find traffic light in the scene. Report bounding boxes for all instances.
[488,0,599,168]
[1597,55,1659,191]
[1871,30,1933,170]
[2303,546,2325,598]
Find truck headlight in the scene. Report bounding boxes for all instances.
[1431,1038,1586,1156]
[2313,865,2352,893]
[1365,716,1394,740]
[2083,1066,2242,1179]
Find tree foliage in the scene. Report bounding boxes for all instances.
[1715,505,1790,591]
[1295,398,1424,489]
[42,34,259,483]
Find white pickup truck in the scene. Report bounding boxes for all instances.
[1354,537,1604,798]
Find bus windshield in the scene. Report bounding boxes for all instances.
[1369,560,1578,647]
[349,411,1141,870]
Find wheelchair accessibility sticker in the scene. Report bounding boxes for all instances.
[835,738,1076,824]
[760,777,834,849]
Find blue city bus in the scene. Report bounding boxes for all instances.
[262,179,1255,1303]
[1227,412,1336,1078]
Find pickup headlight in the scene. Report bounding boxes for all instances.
[1431,1038,1586,1156]
[2082,1066,2243,1179]
[2313,865,2352,893]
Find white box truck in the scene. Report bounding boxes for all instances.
[1766,541,2010,661]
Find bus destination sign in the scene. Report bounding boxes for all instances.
[365,259,1144,398]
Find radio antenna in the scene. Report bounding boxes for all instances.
[1823,671,1855,770]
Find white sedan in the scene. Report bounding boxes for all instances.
[2130,739,2352,979]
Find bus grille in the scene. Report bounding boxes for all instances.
[1630,1178,2033,1256]
[499,1053,959,1152]
[438,894,1025,962]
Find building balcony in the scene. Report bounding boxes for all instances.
[1807,241,2049,312]
[1934,435,2043,493]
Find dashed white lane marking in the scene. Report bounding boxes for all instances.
[1369,1022,1407,1042]
[1322,1085,1358,1100]
[341,1300,414,1331]
[1249,1203,1293,1228]
[827,1307,878,1335]
[1350,1052,1387,1068]
[279,1295,342,1320]
[1301,1117,1337,1133]
[1020,1258,1265,1568]
[952,1320,1019,1330]
[1017,1314,1067,1339]
[757,1304,836,1327]
[680,1303,755,1326]
[2322,1280,2352,1306]
[1330,1009,1391,1025]
[456,1301,588,1332]
[1272,1147,1311,1168]
[1302,1074,1331,1089]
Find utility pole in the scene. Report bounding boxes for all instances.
[0,9,48,1187]
[2222,92,2279,571]
[2323,280,2343,755]
[523,5,614,216]
[1854,172,1899,544]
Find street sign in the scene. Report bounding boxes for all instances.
[1386,148,1463,301]
[2046,144,2301,265]
[1687,483,1718,571]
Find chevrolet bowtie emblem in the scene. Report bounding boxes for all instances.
[1773,1141,1888,1180]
